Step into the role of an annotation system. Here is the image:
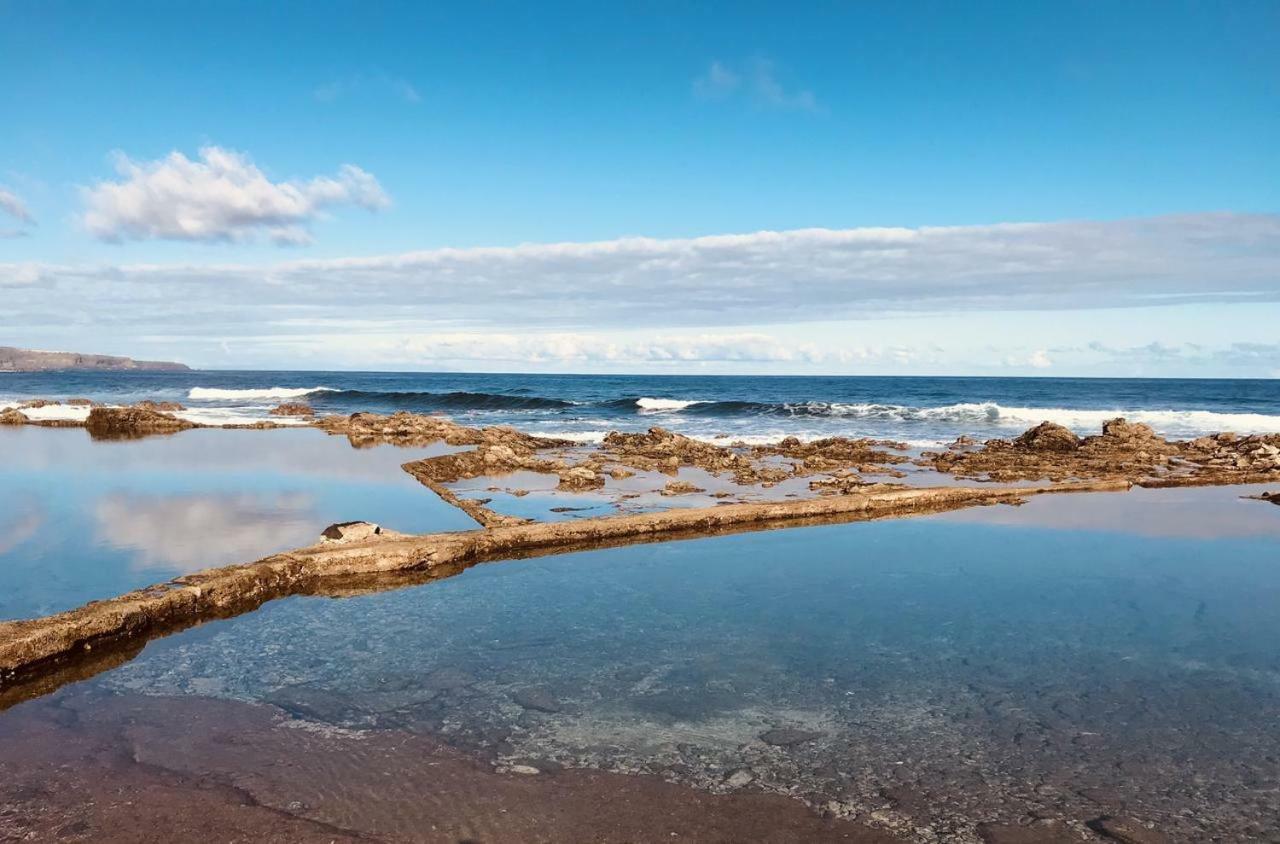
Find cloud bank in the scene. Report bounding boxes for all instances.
[2,212,1277,372]
[80,146,390,245]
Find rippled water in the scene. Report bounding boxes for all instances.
[0,425,473,620]
[93,484,1280,840]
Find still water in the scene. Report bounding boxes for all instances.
[95,484,1280,840]
[0,425,473,619]
[2,425,1278,839]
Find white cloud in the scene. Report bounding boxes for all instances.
[80,146,390,245]
[694,59,819,111]
[0,186,34,237]
[693,61,741,99]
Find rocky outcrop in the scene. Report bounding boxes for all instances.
[0,408,28,425]
[84,406,195,440]
[1014,421,1080,452]
[922,418,1280,485]
[133,399,186,412]
[270,402,315,417]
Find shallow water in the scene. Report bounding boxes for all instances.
[89,483,1280,840]
[0,426,474,620]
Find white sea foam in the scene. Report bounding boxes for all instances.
[0,402,92,422]
[174,407,309,427]
[769,401,1280,436]
[187,386,335,401]
[636,397,706,412]
[946,403,1280,436]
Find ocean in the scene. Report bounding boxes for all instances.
[4,370,1280,444]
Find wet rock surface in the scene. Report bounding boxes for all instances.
[922,418,1280,485]
[269,401,315,416]
[85,406,196,440]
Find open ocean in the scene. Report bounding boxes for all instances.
[3,370,1280,445]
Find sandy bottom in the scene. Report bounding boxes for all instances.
[0,688,897,844]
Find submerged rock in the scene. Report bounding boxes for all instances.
[759,728,823,747]
[512,687,562,713]
[1086,815,1171,844]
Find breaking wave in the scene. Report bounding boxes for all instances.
[188,386,336,401]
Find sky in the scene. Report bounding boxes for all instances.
[1,0,1278,376]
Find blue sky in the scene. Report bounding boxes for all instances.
[1,1,1278,374]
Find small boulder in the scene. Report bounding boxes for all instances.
[133,399,186,412]
[0,407,28,425]
[759,728,823,747]
[512,687,562,713]
[269,402,315,417]
[557,466,604,490]
[661,480,706,496]
[1085,816,1171,844]
[1015,421,1080,452]
[1100,417,1158,443]
[320,521,382,542]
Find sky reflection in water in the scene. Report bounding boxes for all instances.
[0,426,474,620]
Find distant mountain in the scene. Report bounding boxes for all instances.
[0,346,190,372]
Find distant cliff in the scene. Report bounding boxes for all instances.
[0,346,190,372]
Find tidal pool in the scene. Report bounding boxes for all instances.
[0,425,474,620]
[81,482,1280,842]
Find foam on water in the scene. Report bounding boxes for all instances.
[187,386,336,400]
[635,397,706,412]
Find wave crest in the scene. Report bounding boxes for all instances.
[188,386,334,401]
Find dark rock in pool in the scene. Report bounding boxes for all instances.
[758,728,823,747]
[422,667,477,691]
[264,684,358,724]
[976,821,1077,843]
[512,687,562,713]
[1086,816,1171,844]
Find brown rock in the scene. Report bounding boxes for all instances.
[758,728,823,747]
[84,406,194,439]
[1015,421,1081,452]
[512,687,562,713]
[1086,815,1171,844]
[0,407,28,425]
[320,521,382,543]
[133,399,186,412]
[558,466,604,490]
[661,480,705,496]
[976,821,1077,843]
[269,402,314,417]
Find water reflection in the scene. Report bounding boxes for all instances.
[93,492,318,571]
[0,426,475,620]
[98,497,1280,839]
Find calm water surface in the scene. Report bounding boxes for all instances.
[92,484,1280,840]
[0,426,473,619]
[2,425,1278,839]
